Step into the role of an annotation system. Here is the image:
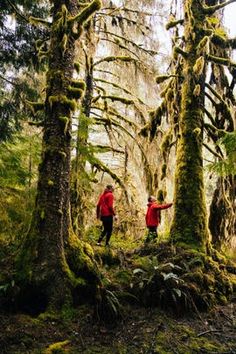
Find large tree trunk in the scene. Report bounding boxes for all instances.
[170,0,209,250]
[16,0,101,311]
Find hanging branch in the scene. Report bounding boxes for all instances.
[93,55,137,67]
[99,37,140,59]
[91,104,139,129]
[94,69,119,78]
[88,155,130,203]
[94,78,146,105]
[6,0,29,23]
[90,144,124,154]
[203,0,236,15]
[203,143,223,159]
[98,30,158,56]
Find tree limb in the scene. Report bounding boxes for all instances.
[203,0,236,15]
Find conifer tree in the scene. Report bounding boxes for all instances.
[16,0,102,311]
[143,0,236,250]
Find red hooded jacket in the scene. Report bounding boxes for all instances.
[146,202,172,227]
[96,190,115,218]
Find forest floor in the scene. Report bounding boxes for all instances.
[0,301,235,353]
[0,234,236,353]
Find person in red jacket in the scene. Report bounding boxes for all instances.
[145,195,173,243]
[96,184,116,246]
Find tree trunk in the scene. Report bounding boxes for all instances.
[16,0,101,311]
[71,53,94,236]
[170,0,209,250]
[209,176,236,250]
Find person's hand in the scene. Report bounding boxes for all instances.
[114,215,118,221]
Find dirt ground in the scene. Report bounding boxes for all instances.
[0,302,235,354]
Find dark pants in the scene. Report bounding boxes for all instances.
[98,215,113,245]
[145,226,158,243]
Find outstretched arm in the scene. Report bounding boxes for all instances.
[153,203,173,210]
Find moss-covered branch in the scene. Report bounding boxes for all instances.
[101,95,134,105]
[88,156,130,203]
[29,17,52,27]
[206,54,236,68]
[203,0,236,15]
[166,19,184,30]
[174,46,188,58]
[93,55,137,67]
[25,100,45,114]
[90,144,124,154]
[156,74,182,84]
[139,100,167,140]
[68,0,101,26]
[206,83,225,102]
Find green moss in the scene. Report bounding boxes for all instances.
[193,56,205,76]
[166,19,184,30]
[193,84,201,96]
[60,34,68,55]
[44,340,69,354]
[104,95,134,105]
[196,36,209,54]
[59,151,66,159]
[174,46,188,58]
[48,95,77,111]
[160,129,173,160]
[154,321,226,353]
[40,210,45,220]
[68,86,84,99]
[29,16,51,28]
[71,79,86,90]
[74,62,80,73]
[58,116,69,134]
[47,180,54,186]
[26,101,45,114]
[68,0,101,26]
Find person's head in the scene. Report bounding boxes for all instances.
[148,195,156,202]
[106,184,114,192]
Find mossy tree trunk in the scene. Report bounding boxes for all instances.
[16,0,101,311]
[170,0,209,250]
[71,48,94,236]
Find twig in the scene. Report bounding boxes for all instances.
[197,329,222,337]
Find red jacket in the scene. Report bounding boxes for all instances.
[146,202,172,227]
[96,190,115,218]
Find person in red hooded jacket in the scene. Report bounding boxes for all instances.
[145,195,172,243]
[96,184,116,246]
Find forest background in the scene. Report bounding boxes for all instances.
[0,0,236,353]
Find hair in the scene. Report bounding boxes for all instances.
[148,195,156,202]
[106,184,114,190]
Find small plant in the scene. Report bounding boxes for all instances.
[131,262,190,311]
[95,287,123,325]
